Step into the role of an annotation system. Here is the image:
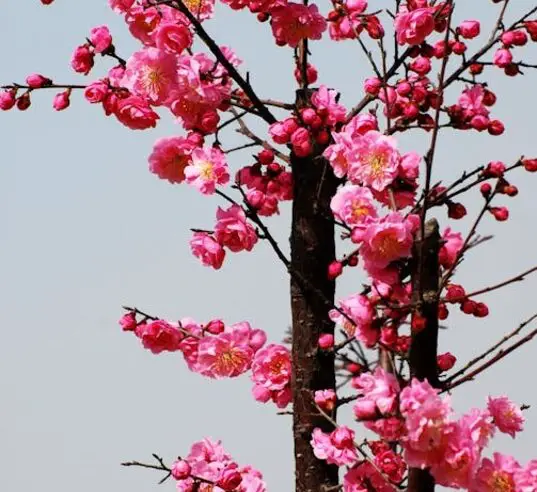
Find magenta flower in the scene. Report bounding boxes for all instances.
[271,3,327,48]
[185,147,230,195]
[148,136,196,183]
[488,396,525,438]
[197,332,254,378]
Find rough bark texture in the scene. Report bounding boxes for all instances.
[290,89,340,492]
[408,218,441,492]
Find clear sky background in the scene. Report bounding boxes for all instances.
[1,1,537,491]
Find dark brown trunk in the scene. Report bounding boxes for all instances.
[290,89,340,492]
[408,218,441,492]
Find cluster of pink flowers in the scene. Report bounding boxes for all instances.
[236,149,293,217]
[270,85,346,157]
[311,426,358,466]
[171,438,266,491]
[327,0,384,42]
[120,311,293,408]
[399,378,528,489]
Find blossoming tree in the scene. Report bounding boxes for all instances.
[4,0,537,490]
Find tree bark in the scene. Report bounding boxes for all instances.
[290,89,340,492]
[407,218,441,492]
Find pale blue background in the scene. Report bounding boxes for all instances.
[1,1,537,490]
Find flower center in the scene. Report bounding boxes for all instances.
[489,471,514,492]
[141,66,168,96]
[375,233,400,260]
[352,201,369,220]
[366,152,388,178]
[215,349,244,374]
[198,161,214,180]
[183,0,203,14]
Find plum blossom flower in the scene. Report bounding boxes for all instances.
[344,462,396,492]
[439,227,463,268]
[190,232,226,269]
[251,344,292,408]
[114,95,159,130]
[184,147,230,194]
[359,213,419,272]
[121,48,178,106]
[352,367,400,419]
[394,7,436,46]
[348,131,400,191]
[134,320,182,354]
[330,185,377,228]
[148,136,196,183]
[488,396,524,438]
[215,204,258,253]
[89,25,113,53]
[311,426,358,466]
[400,378,453,468]
[311,85,346,126]
[471,453,521,492]
[329,293,377,347]
[270,3,327,48]
[197,331,254,378]
[154,22,193,54]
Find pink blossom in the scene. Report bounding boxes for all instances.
[515,460,537,492]
[352,367,400,417]
[171,460,192,480]
[119,312,137,331]
[375,449,406,484]
[324,131,354,178]
[400,378,453,468]
[344,462,396,492]
[184,147,230,194]
[148,136,195,184]
[347,131,400,191]
[214,204,258,252]
[114,95,159,130]
[251,344,291,408]
[154,22,192,54]
[311,85,346,126]
[89,25,113,53]
[314,389,337,411]
[197,332,254,378]
[329,293,377,347]
[311,426,358,466]
[26,74,51,89]
[439,227,463,268]
[458,20,481,40]
[458,85,490,120]
[71,44,94,75]
[121,48,178,106]
[271,3,327,48]
[472,453,521,492]
[395,8,436,46]
[135,320,182,354]
[125,6,162,46]
[493,48,513,68]
[109,0,135,13]
[84,80,109,103]
[0,90,16,110]
[359,213,418,272]
[190,232,226,269]
[345,113,379,137]
[330,185,377,228]
[177,318,204,372]
[52,91,70,111]
[488,396,524,438]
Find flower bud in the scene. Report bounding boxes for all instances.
[318,333,334,350]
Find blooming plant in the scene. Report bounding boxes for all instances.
[5,0,537,491]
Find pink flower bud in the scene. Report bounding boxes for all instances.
[452,41,467,55]
[217,466,243,491]
[461,300,477,315]
[446,284,465,303]
[488,119,505,136]
[0,90,16,110]
[26,73,52,88]
[480,182,492,197]
[410,56,431,75]
[318,333,334,350]
[490,206,509,221]
[347,362,362,374]
[85,80,110,103]
[501,30,517,47]
[523,158,537,172]
[327,260,343,280]
[71,44,95,75]
[301,108,317,125]
[205,319,225,334]
[257,149,274,165]
[457,20,480,39]
[314,389,337,411]
[474,302,490,318]
[364,77,382,96]
[171,460,191,480]
[16,93,31,111]
[437,352,456,372]
[90,25,113,54]
[53,90,71,111]
[396,81,412,97]
[485,160,506,177]
[411,314,426,333]
[119,312,137,331]
[447,202,467,219]
[282,117,299,135]
[353,399,377,420]
[493,48,512,68]
[41,0,55,4]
